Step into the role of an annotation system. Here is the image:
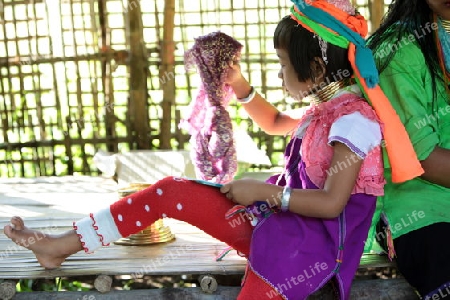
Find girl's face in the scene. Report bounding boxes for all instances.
[426,0,450,20]
[276,48,317,101]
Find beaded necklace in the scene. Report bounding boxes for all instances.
[438,17,450,73]
[442,20,450,33]
[435,16,450,97]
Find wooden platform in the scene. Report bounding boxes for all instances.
[0,176,418,299]
[0,176,247,279]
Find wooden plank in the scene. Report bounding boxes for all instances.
[0,176,394,282]
[352,278,417,299]
[10,279,417,300]
[0,175,414,300]
[0,175,117,187]
[0,176,246,279]
[9,287,241,300]
[0,217,247,279]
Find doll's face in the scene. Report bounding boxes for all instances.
[426,0,450,20]
[276,48,322,102]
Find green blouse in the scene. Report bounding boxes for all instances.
[366,38,450,251]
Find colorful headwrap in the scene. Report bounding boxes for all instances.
[291,0,424,183]
[180,32,242,183]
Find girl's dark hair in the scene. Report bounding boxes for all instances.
[367,0,442,95]
[273,16,352,84]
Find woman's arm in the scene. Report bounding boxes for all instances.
[420,146,450,188]
[226,64,301,135]
[221,142,362,219]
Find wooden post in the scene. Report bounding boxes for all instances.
[94,275,113,293]
[127,0,150,149]
[160,0,176,149]
[98,0,117,153]
[370,0,385,32]
[199,275,218,294]
[0,280,17,300]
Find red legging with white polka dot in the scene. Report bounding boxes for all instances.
[108,176,282,300]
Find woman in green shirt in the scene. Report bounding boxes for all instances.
[367,0,450,298]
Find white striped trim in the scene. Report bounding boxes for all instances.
[74,216,102,254]
[92,208,122,245]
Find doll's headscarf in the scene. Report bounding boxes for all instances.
[180,32,242,183]
[290,0,424,183]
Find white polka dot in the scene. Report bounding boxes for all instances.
[136,221,142,227]
[145,205,150,212]
[177,203,183,211]
[156,188,163,196]
[127,198,132,204]
[118,214,123,221]
[162,213,167,218]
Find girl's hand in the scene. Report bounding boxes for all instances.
[224,62,247,89]
[220,178,265,206]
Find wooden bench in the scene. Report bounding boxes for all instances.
[0,176,418,299]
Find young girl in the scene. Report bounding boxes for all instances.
[4,0,422,299]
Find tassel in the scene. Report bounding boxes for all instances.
[386,226,396,261]
[215,246,234,261]
[225,205,246,219]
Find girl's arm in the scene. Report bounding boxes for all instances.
[226,64,301,135]
[221,142,363,219]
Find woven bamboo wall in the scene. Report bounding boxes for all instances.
[0,0,389,177]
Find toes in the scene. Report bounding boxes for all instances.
[3,224,13,238]
[10,216,25,230]
[3,225,22,245]
[4,225,26,246]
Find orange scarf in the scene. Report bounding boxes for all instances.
[291,0,424,183]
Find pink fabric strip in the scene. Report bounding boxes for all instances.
[180,32,242,183]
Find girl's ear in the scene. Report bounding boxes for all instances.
[310,57,326,83]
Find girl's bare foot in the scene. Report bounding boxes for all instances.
[3,216,83,269]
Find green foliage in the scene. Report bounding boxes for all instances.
[16,279,33,292]
[121,279,134,290]
[16,278,91,292]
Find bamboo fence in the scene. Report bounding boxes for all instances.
[0,0,389,177]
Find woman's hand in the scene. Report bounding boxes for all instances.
[220,178,266,206]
